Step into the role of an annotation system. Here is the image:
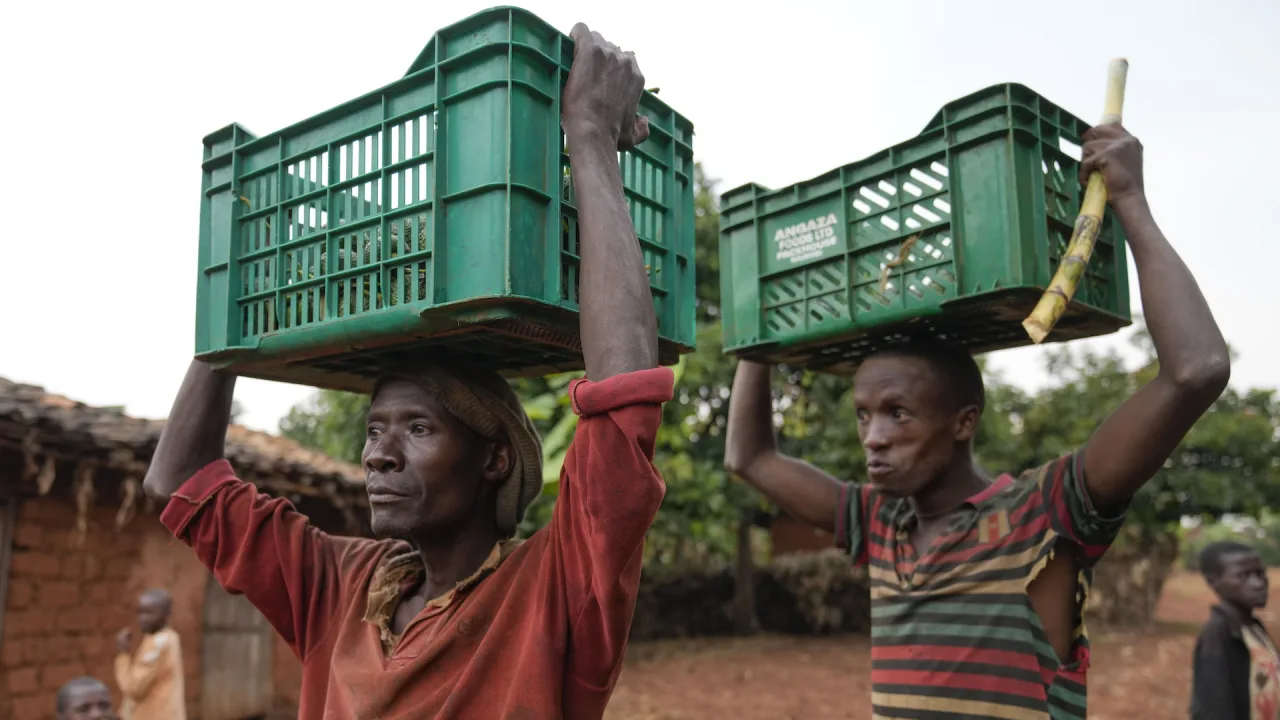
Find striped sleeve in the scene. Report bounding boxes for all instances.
[1027,451,1128,567]
[833,482,870,566]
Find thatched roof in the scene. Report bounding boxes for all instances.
[0,375,369,535]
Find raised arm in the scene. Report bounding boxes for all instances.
[562,23,659,381]
[723,360,843,533]
[143,359,235,499]
[1078,125,1231,513]
[143,360,353,660]
[549,25,674,714]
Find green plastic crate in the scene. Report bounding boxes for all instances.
[718,83,1131,372]
[195,6,695,393]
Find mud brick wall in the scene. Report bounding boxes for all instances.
[1,498,207,720]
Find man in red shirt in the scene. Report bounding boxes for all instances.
[144,23,670,719]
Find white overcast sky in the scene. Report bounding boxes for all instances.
[1,0,1276,433]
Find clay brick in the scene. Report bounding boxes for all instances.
[1,638,22,668]
[88,582,114,604]
[1,620,20,646]
[11,696,46,720]
[42,662,81,691]
[11,521,42,548]
[36,580,80,610]
[18,498,63,521]
[58,554,86,579]
[81,554,104,580]
[9,550,61,579]
[106,559,133,580]
[79,635,105,658]
[46,639,79,664]
[21,637,49,664]
[6,578,34,608]
[6,667,38,695]
[57,610,96,633]
[5,610,49,637]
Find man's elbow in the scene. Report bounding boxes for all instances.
[1169,352,1231,400]
[723,451,750,477]
[142,476,167,501]
[142,466,180,501]
[723,448,768,480]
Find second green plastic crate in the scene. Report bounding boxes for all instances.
[195,6,695,393]
[718,83,1131,372]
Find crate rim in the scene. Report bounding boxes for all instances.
[404,5,692,124]
[201,5,693,159]
[717,81,1085,211]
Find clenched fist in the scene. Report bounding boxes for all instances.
[562,23,650,150]
[1080,123,1145,207]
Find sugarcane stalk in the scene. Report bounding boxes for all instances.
[1022,58,1129,344]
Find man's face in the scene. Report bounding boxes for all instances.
[137,595,167,634]
[362,380,505,539]
[1213,551,1269,610]
[852,355,974,499]
[59,684,116,720]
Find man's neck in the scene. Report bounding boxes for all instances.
[410,522,505,602]
[1219,599,1256,626]
[909,454,989,520]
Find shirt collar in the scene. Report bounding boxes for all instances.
[891,474,1013,531]
[1212,602,1252,638]
[363,539,521,653]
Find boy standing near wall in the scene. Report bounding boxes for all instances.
[113,589,185,720]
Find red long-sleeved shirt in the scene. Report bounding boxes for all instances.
[160,367,673,719]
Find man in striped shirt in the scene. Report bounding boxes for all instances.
[724,124,1230,719]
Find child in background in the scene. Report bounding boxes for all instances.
[1192,541,1280,720]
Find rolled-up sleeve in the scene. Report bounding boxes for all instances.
[549,367,673,703]
[833,482,871,566]
[160,459,369,660]
[1029,451,1128,569]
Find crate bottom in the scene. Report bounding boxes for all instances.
[730,290,1131,374]
[215,315,689,395]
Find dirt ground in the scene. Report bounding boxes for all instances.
[605,569,1280,720]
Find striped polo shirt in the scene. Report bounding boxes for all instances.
[835,451,1126,719]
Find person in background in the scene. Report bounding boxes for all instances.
[1191,541,1280,719]
[114,589,185,720]
[724,123,1230,719]
[141,22,670,719]
[57,676,117,720]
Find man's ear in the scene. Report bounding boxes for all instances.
[1204,573,1222,594]
[954,405,981,443]
[483,440,514,484]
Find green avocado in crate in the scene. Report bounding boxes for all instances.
[718,83,1131,372]
[195,6,696,393]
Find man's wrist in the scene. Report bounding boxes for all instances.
[1111,191,1152,224]
[565,123,618,156]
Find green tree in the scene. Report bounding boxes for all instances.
[279,389,369,464]
[972,325,1280,530]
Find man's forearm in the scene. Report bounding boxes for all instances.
[724,361,842,532]
[724,361,778,470]
[569,131,659,382]
[143,360,236,500]
[1117,195,1229,392]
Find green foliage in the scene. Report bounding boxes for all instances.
[279,389,369,464]
[972,331,1280,528]
[1180,514,1280,569]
